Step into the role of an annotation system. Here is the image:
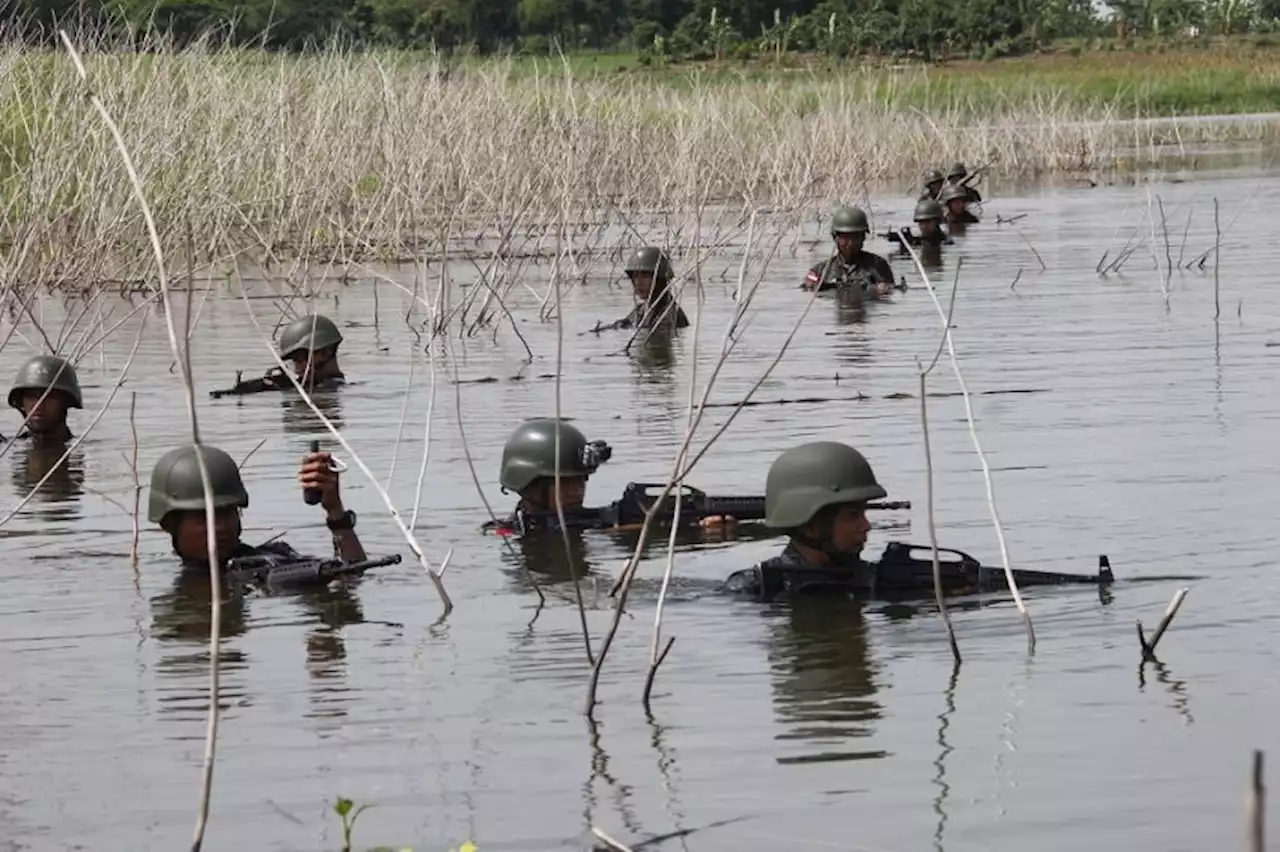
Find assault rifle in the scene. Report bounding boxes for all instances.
[881,228,953,249]
[596,482,911,528]
[755,543,1112,601]
[871,542,1112,599]
[225,553,402,591]
[210,367,287,399]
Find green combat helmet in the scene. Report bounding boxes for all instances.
[830,205,870,235]
[624,247,674,282]
[278,314,343,359]
[914,199,944,222]
[947,162,968,182]
[147,444,249,524]
[8,354,83,410]
[499,417,612,493]
[764,441,887,529]
[939,183,969,205]
[922,168,945,187]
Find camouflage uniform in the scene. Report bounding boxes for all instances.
[803,205,895,298]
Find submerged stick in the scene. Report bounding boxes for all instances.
[899,236,1035,654]
[917,260,964,664]
[591,826,636,852]
[1248,750,1265,852]
[129,391,141,566]
[1137,587,1189,661]
[551,232,595,665]
[1213,197,1222,321]
[646,218,712,712]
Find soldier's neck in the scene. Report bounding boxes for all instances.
[789,540,831,567]
[21,424,72,444]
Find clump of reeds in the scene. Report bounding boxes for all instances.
[2,25,1277,295]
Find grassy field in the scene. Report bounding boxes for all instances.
[500,37,1280,116]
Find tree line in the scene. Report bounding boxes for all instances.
[8,0,1280,58]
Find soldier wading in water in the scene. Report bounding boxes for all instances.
[803,205,896,299]
[484,418,729,537]
[599,247,690,332]
[722,441,886,602]
[261,314,349,392]
[149,443,365,568]
[7,355,82,444]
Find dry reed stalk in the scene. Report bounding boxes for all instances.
[590,215,817,714]
[1157,195,1174,291]
[129,390,141,566]
[1136,588,1189,661]
[898,237,1035,654]
[1213,198,1222,321]
[545,216,593,660]
[1248,750,1265,852]
[233,284,454,614]
[917,259,965,664]
[58,33,227,842]
[590,827,636,852]
[644,221,709,712]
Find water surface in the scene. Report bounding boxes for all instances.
[1,163,1278,851]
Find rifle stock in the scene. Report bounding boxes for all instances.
[225,553,402,590]
[600,482,911,527]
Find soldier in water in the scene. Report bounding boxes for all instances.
[802,205,896,299]
[484,417,729,538]
[946,162,983,204]
[940,183,980,231]
[149,443,364,568]
[483,418,614,536]
[918,168,945,202]
[598,247,690,332]
[722,441,886,601]
[7,355,82,444]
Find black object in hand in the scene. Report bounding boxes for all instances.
[303,439,323,505]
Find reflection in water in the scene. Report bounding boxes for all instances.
[833,289,867,327]
[583,716,643,839]
[932,662,960,852]
[300,585,366,725]
[629,331,678,384]
[280,390,345,435]
[149,568,367,722]
[644,713,689,848]
[9,442,84,522]
[150,568,252,718]
[1138,659,1195,725]
[766,598,884,765]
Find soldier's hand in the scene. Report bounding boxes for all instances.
[299,451,343,514]
[699,514,737,529]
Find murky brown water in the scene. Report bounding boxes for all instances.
[2,162,1279,852]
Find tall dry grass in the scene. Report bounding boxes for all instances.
[0,31,1276,294]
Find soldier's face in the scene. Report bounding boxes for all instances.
[289,346,333,381]
[835,232,865,256]
[629,272,654,300]
[927,180,943,195]
[825,502,870,555]
[919,218,940,236]
[551,475,587,511]
[947,199,966,216]
[171,507,242,563]
[20,390,67,433]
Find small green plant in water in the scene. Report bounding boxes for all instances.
[333,796,477,852]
